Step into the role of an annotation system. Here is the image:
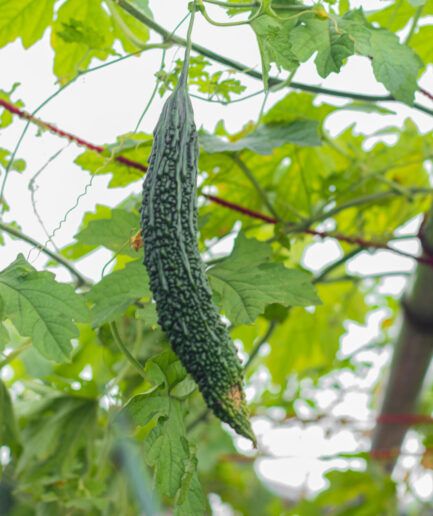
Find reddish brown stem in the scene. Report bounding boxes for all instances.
[2,98,432,269]
[0,99,148,172]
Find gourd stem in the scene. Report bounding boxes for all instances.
[179,1,198,90]
[109,322,147,381]
[230,154,281,221]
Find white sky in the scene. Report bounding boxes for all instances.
[1,0,433,510]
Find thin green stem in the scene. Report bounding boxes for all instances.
[114,0,433,118]
[244,321,277,369]
[198,0,264,26]
[319,270,411,284]
[109,322,147,381]
[0,221,90,287]
[136,10,191,130]
[405,5,424,45]
[387,0,403,29]
[313,247,363,284]
[0,342,32,369]
[135,80,160,132]
[28,146,68,253]
[231,154,281,221]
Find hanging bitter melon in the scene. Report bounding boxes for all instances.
[139,44,255,445]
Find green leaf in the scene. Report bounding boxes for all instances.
[174,458,206,516]
[136,302,159,328]
[0,148,26,173]
[122,352,204,507]
[367,1,433,31]
[341,9,423,104]
[251,14,299,88]
[74,208,140,257]
[208,233,321,325]
[200,120,321,155]
[411,25,433,66]
[16,396,97,477]
[51,0,115,82]
[289,17,354,78]
[0,0,56,49]
[87,260,150,327]
[0,83,24,128]
[74,132,151,187]
[0,255,90,362]
[0,379,21,450]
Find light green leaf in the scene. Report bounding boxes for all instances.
[289,17,354,78]
[411,25,433,66]
[0,83,24,128]
[0,148,26,173]
[407,0,427,6]
[341,9,423,104]
[0,255,90,362]
[75,208,140,257]
[51,0,115,82]
[74,132,151,187]
[200,120,321,156]
[0,0,55,49]
[208,233,321,325]
[87,260,150,327]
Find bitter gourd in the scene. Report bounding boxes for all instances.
[140,43,255,445]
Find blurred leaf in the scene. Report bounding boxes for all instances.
[0,255,90,362]
[0,379,21,451]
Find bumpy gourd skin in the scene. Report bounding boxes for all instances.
[140,75,255,444]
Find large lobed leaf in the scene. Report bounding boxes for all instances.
[208,233,321,326]
[0,255,89,362]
